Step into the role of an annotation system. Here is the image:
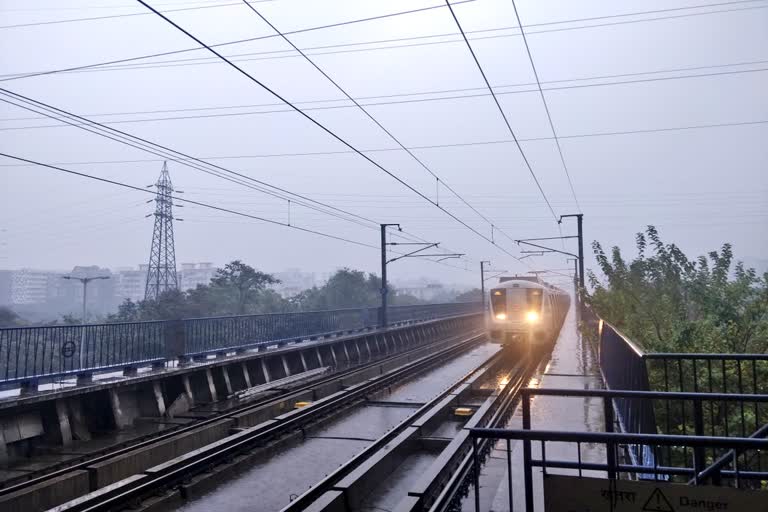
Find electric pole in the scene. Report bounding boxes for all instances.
[62,274,110,369]
[145,162,180,300]
[380,223,401,328]
[480,261,490,314]
[559,213,584,297]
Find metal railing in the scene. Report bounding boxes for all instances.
[584,312,768,476]
[0,302,481,386]
[467,427,768,512]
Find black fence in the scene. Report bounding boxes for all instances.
[467,427,768,512]
[0,302,481,386]
[584,313,768,476]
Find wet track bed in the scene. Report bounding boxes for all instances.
[170,342,500,512]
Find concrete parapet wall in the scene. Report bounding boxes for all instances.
[86,419,234,488]
[0,470,89,512]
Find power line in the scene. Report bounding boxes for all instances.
[0,152,381,249]
[444,0,558,223]
[510,0,581,213]
[0,1,243,30]
[57,4,766,77]
[0,90,472,266]
[0,88,392,235]
[136,0,531,267]
[2,60,765,128]
[2,119,764,168]
[0,0,477,82]
[3,65,766,131]
[0,153,477,272]
[242,0,516,260]
[2,1,761,82]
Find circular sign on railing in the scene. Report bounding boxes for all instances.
[61,341,77,358]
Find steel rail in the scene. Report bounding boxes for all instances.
[45,332,487,511]
[0,321,481,496]
[279,343,514,512]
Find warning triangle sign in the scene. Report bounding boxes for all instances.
[642,488,675,512]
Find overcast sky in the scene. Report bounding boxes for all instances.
[0,0,766,288]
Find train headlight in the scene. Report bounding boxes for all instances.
[525,311,540,323]
[495,313,507,320]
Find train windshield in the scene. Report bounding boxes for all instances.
[527,289,543,311]
[490,289,506,316]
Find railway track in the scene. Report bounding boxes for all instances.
[5,328,486,511]
[284,346,533,512]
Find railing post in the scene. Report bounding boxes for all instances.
[522,391,534,512]
[164,320,186,364]
[604,396,617,480]
[693,399,705,481]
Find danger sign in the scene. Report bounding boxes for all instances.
[544,475,768,512]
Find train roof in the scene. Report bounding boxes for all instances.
[491,279,547,290]
[491,277,568,294]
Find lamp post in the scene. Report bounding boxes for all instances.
[62,274,110,370]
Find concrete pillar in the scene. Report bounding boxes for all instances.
[261,359,272,382]
[55,400,73,446]
[281,355,291,377]
[220,367,234,396]
[152,382,166,416]
[182,375,195,404]
[205,369,218,402]
[315,347,323,367]
[364,338,372,358]
[330,345,339,366]
[109,390,132,429]
[241,363,252,388]
[299,351,308,372]
[0,426,7,461]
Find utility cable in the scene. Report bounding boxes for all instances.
[444,0,559,222]
[2,0,759,82]
[0,0,477,82]
[136,0,529,266]
[510,0,581,213]
[0,152,472,271]
[242,0,516,260]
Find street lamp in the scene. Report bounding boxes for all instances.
[62,274,110,369]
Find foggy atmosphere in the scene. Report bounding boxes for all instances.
[0,1,766,512]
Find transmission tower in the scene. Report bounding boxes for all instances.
[144,161,179,300]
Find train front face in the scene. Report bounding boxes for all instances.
[487,282,546,345]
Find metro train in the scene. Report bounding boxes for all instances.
[486,276,570,346]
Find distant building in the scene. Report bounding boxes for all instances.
[272,268,317,298]
[394,279,446,302]
[180,262,216,291]
[10,269,54,305]
[114,266,148,303]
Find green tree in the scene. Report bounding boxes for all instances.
[588,226,768,353]
[454,288,482,302]
[210,260,279,315]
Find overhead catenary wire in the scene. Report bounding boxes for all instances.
[135,0,531,267]
[0,0,478,82]
[444,0,559,223]
[4,58,764,125]
[241,0,517,258]
[2,0,762,82]
[509,0,581,213]
[2,118,763,169]
[0,153,473,272]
